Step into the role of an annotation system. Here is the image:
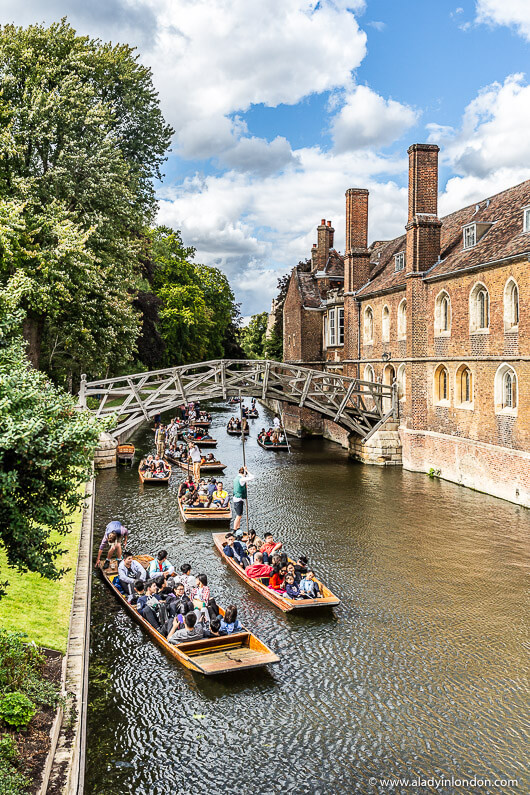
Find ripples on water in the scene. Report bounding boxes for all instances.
[85,403,529,795]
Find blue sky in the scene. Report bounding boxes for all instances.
[3,0,530,317]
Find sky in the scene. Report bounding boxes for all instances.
[2,0,530,319]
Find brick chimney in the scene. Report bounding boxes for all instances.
[312,218,334,271]
[405,144,442,272]
[344,188,370,292]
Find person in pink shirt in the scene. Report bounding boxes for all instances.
[245,552,273,579]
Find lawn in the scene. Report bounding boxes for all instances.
[0,504,83,653]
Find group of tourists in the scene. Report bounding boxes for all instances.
[227,416,249,433]
[222,529,322,600]
[167,442,217,467]
[139,454,170,479]
[102,542,244,643]
[178,477,230,509]
[258,426,287,446]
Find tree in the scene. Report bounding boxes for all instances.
[263,272,290,361]
[0,275,104,589]
[0,20,173,383]
[240,312,268,359]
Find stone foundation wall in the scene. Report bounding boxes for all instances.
[349,421,402,466]
[401,428,530,507]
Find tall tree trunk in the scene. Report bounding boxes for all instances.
[22,314,43,370]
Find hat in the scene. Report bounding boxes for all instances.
[234,529,244,538]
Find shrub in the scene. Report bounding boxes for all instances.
[0,758,31,794]
[0,734,18,763]
[0,692,36,730]
[0,630,44,692]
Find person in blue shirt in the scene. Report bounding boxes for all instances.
[148,549,175,580]
[223,532,249,568]
[284,574,302,599]
[219,605,243,635]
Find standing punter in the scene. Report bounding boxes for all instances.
[232,466,255,531]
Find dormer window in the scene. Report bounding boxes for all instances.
[463,224,476,249]
[523,206,530,233]
[394,252,405,272]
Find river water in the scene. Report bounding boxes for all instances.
[85,403,528,795]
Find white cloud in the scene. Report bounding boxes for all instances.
[429,73,530,213]
[331,85,419,152]
[476,0,530,40]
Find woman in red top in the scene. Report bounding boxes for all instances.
[268,565,287,593]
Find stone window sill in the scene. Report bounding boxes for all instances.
[435,399,450,407]
[434,330,451,338]
[470,328,490,335]
[496,406,518,417]
[504,326,518,334]
[456,402,474,411]
[364,340,374,346]
[397,335,406,341]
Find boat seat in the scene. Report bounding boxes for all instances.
[256,576,270,586]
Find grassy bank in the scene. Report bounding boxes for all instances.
[0,503,83,653]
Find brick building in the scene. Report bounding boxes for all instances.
[282,143,529,507]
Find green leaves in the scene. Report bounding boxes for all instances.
[240,312,269,359]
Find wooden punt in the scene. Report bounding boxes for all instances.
[177,459,226,474]
[117,443,135,465]
[182,435,218,448]
[179,496,231,524]
[227,427,250,436]
[212,532,340,612]
[247,410,259,419]
[138,461,171,484]
[257,437,289,451]
[100,557,279,674]
[190,419,211,428]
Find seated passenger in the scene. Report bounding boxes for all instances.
[294,556,309,580]
[246,544,259,565]
[286,562,300,584]
[206,453,215,462]
[201,431,212,440]
[206,478,218,498]
[299,570,322,599]
[220,604,243,635]
[137,579,161,628]
[148,549,175,579]
[245,552,273,580]
[284,574,301,599]
[118,552,147,597]
[211,482,229,508]
[269,564,287,593]
[205,617,222,637]
[247,529,263,551]
[175,563,196,597]
[165,581,194,619]
[260,532,282,563]
[223,533,250,567]
[167,611,205,644]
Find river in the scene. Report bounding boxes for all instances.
[85,402,528,795]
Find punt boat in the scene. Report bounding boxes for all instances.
[176,459,226,474]
[100,556,279,674]
[179,496,231,524]
[212,532,340,612]
[116,443,135,465]
[138,461,171,484]
[257,437,289,451]
[227,426,250,436]
[181,435,218,448]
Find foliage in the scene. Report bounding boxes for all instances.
[0,757,30,795]
[0,277,104,582]
[0,734,17,763]
[0,629,44,693]
[428,468,441,479]
[0,20,173,384]
[240,312,268,359]
[148,226,242,366]
[0,692,35,730]
[265,272,290,361]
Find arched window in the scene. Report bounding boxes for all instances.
[455,364,473,406]
[495,364,518,414]
[382,305,390,342]
[504,279,519,331]
[434,290,451,335]
[364,306,374,344]
[434,364,449,404]
[397,363,406,401]
[363,364,375,382]
[397,299,407,339]
[470,283,489,332]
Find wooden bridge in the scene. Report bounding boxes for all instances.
[79,359,397,441]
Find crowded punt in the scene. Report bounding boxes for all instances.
[138,455,171,482]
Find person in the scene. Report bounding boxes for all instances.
[233,466,255,531]
[260,532,282,563]
[223,533,249,568]
[178,478,194,498]
[241,416,249,434]
[294,556,309,581]
[206,453,215,463]
[153,412,162,429]
[175,563,196,597]
[299,571,322,599]
[284,574,301,599]
[247,529,263,551]
[211,482,229,508]
[201,430,212,440]
[286,562,300,584]
[273,415,281,429]
[191,573,219,623]
[246,544,259,565]
[165,581,194,619]
[167,611,205,644]
[188,442,202,482]
[148,550,175,579]
[219,605,243,634]
[206,478,218,499]
[269,564,287,593]
[245,552,272,580]
[137,579,161,628]
[118,552,146,597]
[205,617,222,637]
[95,520,129,568]
[155,424,166,456]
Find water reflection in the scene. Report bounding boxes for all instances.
[86,402,528,795]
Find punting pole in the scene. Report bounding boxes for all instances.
[281,408,291,453]
[239,389,250,533]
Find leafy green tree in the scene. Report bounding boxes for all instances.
[264,272,290,361]
[240,312,268,359]
[0,20,173,383]
[0,275,103,587]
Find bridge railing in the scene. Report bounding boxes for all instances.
[80,359,396,440]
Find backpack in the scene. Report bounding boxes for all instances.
[113,576,124,594]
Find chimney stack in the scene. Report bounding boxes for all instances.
[405,143,442,272]
[344,188,370,292]
[313,218,334,271]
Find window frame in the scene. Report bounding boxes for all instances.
[494,363,518,416]
[328,308,336,347]
[434,364,450,406]
[364,306,374,345]
[382,304,390,342]
[455,364,473,409]
[503,278,519,332]
[434,290,451,337]
[463,224,476,249]
[394,252,405,272]
[523,206,530,233]
[469,282,490,333]
[338,307,344,346]
[397,299,407,339]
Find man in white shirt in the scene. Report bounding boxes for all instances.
[188,442,202,482]
[273,415,281,429]
[118,552,146,597]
